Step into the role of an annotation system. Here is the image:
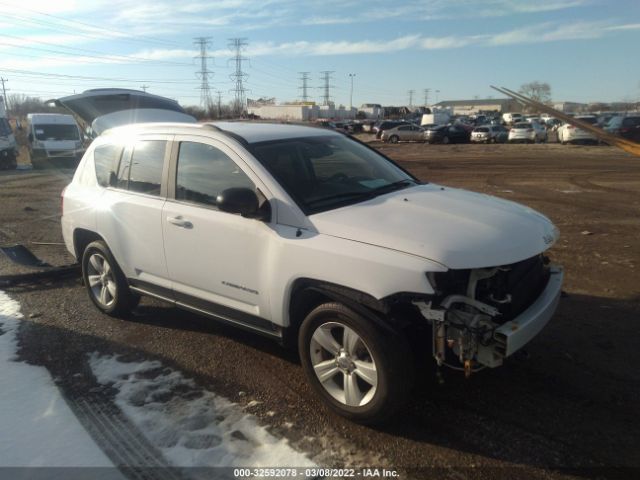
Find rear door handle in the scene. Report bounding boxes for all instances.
[166,216,193,229]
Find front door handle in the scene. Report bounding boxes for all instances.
[166,216,193,229]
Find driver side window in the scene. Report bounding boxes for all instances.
[175,142,254,208]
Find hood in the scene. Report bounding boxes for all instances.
[310,184,559,269]
[53,89,196,135]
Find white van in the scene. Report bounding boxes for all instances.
[27,113,85,166]
[502,112,523,125]
[0,98,17,169]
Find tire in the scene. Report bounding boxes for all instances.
[441,136,450,144]
[389,135,399,144]
[298,302,413,424]
[82,240,140,317]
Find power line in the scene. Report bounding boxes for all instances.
[298,72,310,102]
[319,71,335,106]
[194,37,214,112]
[0,67,197,85]
[0,32,191,66]
[0,1,181,47]
[0,37,191,67]
[228,38,249,116]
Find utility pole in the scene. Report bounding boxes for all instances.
[348,73,356,110]
[408,89,415,108]
[140,84,149,93]
[319,71,335,106]
[193,37,214,113]
[298,72,311,103]
[435,89,440,104]
[0,78,8,110]
[228,37,249,117]
[423,88,430,106]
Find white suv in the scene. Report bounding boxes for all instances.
[59,89,563,423]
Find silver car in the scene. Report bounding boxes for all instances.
[381,124,425,143]
[471,125,508,143]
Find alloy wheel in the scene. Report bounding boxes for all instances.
[309,321,378,407]
[86,253,117,308]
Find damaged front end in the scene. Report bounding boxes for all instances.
[411,254,563,376]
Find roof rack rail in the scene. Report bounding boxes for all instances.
[203,122,250,147]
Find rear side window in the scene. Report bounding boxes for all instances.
[622,117,640,127]
[127,140,166,196]
[176,142,254,207]
[93,143,123,187]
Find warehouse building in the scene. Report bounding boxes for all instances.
[433,98,522,115]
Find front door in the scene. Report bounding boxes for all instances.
[161,136,274,328]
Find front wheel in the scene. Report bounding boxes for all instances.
[298,302,412,424]
[389,135,399,144]
[441,136,450,144]
[82,240,139,317]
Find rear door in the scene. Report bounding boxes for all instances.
[97,135,172,293]
[161,136,275,328]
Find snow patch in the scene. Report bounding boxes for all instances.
[0,291,113,467]
[89,353,314,468]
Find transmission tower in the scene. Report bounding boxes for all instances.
[228,38,249,116]
[298,72,311,102]
[423,88,430,106]
[193,37,214,112]
[408,89,415,108]
[319,71,335,106]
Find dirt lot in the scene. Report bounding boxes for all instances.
[0,141,638,479]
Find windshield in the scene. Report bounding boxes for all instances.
[250,135,417,214]
[33,124,79,141]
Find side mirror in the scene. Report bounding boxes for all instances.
[217,187,262,218]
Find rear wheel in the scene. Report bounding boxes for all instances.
[441,136,450,144]
[299,302,413,424]
[389,135,399,144]
[82,240,139,317]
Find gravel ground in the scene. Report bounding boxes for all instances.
[0,140,638,479]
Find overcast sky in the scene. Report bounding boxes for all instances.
[1,0,639,107]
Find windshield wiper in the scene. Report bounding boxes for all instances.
[371,179,417,194]
[306,180,417,207]
[306,191,376,206]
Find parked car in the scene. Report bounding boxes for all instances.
[557,115,598,144]
[381,124,425,143]
[425,124,471,144]
[502,112,523,125]
[471,125,508,143]
[605,115,640,142]
[508,122,547,143]
[373,120,409,139]
[58,89,563,424]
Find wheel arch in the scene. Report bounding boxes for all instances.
[72,228,105,261]
[283,278,410,349]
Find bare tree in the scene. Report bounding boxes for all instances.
[7,93,65,117]
[518,82,552,112]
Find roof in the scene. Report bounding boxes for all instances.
[435,98,513,107]
[103,121,340,144]
[212,122,338,143]
[27,113,77,124]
